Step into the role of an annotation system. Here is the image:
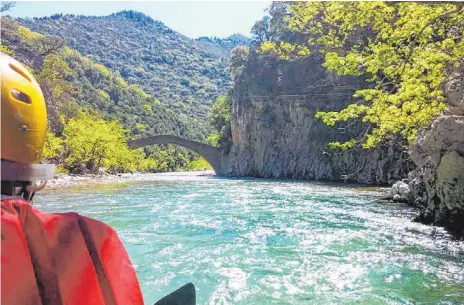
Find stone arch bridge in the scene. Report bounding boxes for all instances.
[128,135,228,175]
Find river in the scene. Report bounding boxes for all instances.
[35,172,464,305]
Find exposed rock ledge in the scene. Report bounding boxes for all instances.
[388,116,464,233]
[409,115,464,233]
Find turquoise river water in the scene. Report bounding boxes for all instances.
[35,173,464,305]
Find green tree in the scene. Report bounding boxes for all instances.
[36,53,76,132]
[42,130,68,173]
[43,129,63,160]
[251,2,293,46]
[37,53,75,103]
[62,111,147,173]
[34,36,66,56]
[230,46,250,80]
[0,45,13,55]
[186,156,212,171]
[207,95,232,148]
[259,2,464,149]
[251,16,272,44]
[17,25,43,41]
[206,133,220,147]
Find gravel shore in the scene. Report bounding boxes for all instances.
[45,170,215,190]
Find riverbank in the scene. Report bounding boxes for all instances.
[45,170,216,190]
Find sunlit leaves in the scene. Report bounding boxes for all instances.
[37,54,75,107]
[94,63,113,78]
[316,104,369,127]
[328,139,358,151]
[257,41,310,60]
[206,132,220,147]
[186,157,212,171]
[263,1,463,147]
[62,111,151,172]
[0,45,13,55]
[142,103,153,114]
[43,130,63,160]
[42,112,158,173]
[324,51,362,76]
[17,25,43,40]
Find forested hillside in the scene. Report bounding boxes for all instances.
[18,10,233,121]
[1,16,213,173]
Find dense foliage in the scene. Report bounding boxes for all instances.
[256,2,464,149]
[1,17,212,173]
[18,10,234,122]
[230,46,250,81]
[206,95,232,148]
[43,111,156,173]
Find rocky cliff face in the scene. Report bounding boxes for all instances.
[407,64,464,233]
[409,116,464,233]
[224,53,412,184]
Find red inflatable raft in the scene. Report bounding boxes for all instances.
[1,199,144,305]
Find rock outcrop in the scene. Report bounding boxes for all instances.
[224,54,412,184]
[409,115,464,233]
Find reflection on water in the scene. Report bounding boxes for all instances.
[35,173,464,305]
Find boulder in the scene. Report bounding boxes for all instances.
[388,180,411,203]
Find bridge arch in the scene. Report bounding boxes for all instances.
[128,135,224,175]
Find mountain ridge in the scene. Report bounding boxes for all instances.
[17,10,236,127]
[1,15,217,171]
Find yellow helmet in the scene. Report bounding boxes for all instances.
[1,52,55,184]
[1,52,47,163]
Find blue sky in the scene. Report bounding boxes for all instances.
[6,1,271,38]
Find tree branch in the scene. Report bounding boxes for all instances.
[393,3,463,88]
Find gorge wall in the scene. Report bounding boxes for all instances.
[223,53,412,185]
[223,51,463,233]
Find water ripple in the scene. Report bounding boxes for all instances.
[35,174,464,305]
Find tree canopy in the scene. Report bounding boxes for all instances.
[45,111,152,173]
[258,2,464,149]
[206,95,232,148]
